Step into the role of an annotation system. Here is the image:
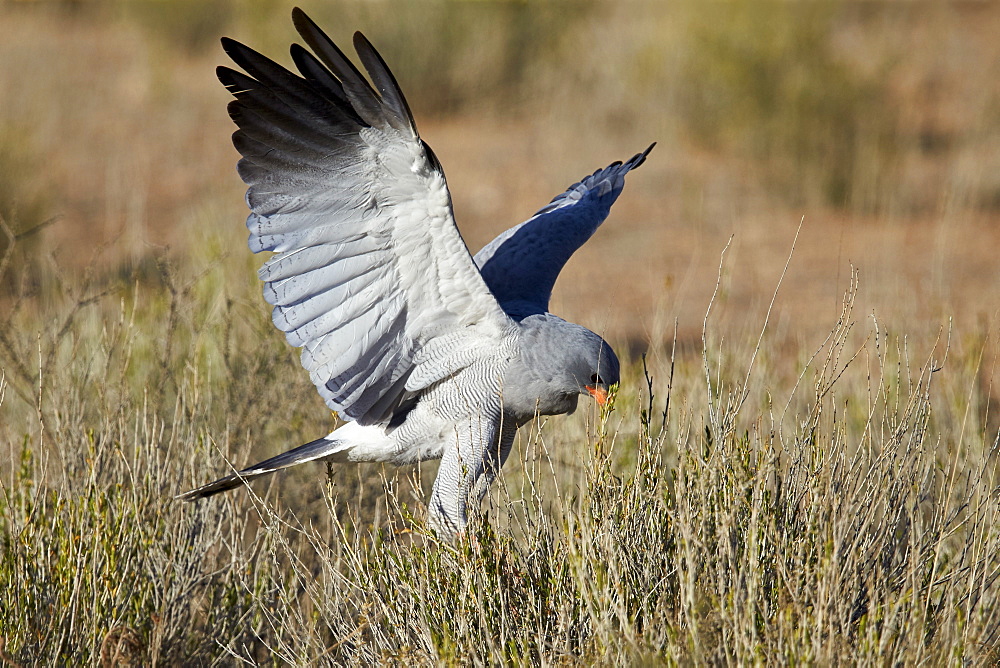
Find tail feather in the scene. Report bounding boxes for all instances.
[176,437,349,501]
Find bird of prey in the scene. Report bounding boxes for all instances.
[178,8,652,537]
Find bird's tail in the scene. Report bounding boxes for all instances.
[176,436,351,501]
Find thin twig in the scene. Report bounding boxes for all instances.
[738,216,803,412]
[702,235,734,426]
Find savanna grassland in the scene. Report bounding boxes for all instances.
[1,1,999,664]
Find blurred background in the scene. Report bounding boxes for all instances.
[1,0,998,360]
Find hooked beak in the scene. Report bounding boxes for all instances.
[585,385,609,406]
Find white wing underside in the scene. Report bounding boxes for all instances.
[223,12,513,425]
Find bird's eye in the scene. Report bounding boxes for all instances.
[590,373,603,385]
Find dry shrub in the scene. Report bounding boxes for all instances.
[1,229,998,664]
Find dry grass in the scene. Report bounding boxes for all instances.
[2,0,1000,664]
[1,237,998,664]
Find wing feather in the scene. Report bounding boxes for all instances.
[221,38,341,121]
[290,44,349,104]
[257,237,377,281]
[226,99,338,156]
[352,32,417,135]
[264,253,385,308]
[304,298,403,381]
[223,11,512,424]
[276,272,393,341]
[290,9,384,128]
[233,133,333,174]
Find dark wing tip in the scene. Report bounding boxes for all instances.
[219,36,245,58]
[290,6,313,32]
[627,142,656,170]
[351,30,417,135]
[216,65,244,91]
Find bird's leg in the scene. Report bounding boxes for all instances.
[427,411,503,539]
[427,442,477,539]
[468,417,518,507]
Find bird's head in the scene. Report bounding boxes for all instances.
[571,330,620,407]
[504,315,620,418]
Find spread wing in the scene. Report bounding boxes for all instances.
[473,144,654,318]
[222,8,512,425]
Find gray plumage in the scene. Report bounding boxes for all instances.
[177,8,650,537]
[475,147,653,318]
